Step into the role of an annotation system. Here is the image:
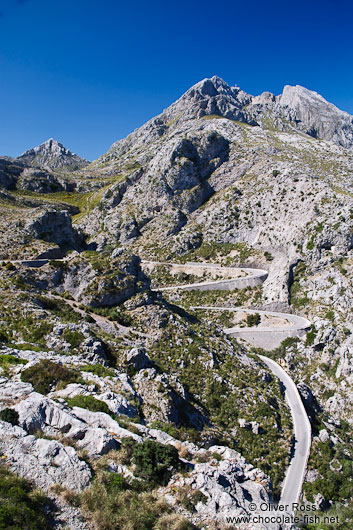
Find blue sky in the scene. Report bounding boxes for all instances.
[1,0,353,160]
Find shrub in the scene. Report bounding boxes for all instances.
[246,313,261,327]
[181,489,207,512]
[0,330,8,343]
[21,319,53,345]
[66,395,111,415]
[0,463,51,529]
[0,354,27,368]
[306,237,315,250]
[0,354,27,376]
[21,359,82,394]
[305,327,317,346]
[62,329,85,349]
[79,364,115,378]
[100,472,129,494]
[272,170,280,177]
[325,310,335,322]
[132,440,180,485]
[0,408,19,425]
[264,251,274,262]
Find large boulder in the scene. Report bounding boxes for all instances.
[14,392,119,456]
[0,421,91,492]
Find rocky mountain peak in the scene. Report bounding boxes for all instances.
[276,85,353,148]
[279,84,337,110]
[18,138,90,171]
[186,75,239,98]
[166,75,254,123]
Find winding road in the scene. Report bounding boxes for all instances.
[258,355,311,509]
[191,306,311,350]
[147,259,312,510]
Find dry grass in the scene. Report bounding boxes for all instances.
[80,484,170,530]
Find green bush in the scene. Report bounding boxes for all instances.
[132,440,180,485]
[100,472,129,494]
[66,395,111,415]
[246,313,261,327]
[305,327,317,346]
[35,296,80,324]
[21,319,53,345]
[306,238,315,250]
[0,330,8,343]
[79,364,115,378]
[0,463,51,530]
[0,354,27,377]
[62,329,85,349]
[325,310,335,322]
[0,354,27,368]
[264,251,274,262]
[0,408,19,425]
[21,359,82,394]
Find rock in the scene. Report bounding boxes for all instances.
[297,382,314,409]
[18,168,70,193]
[169,446,271,524]
[238,418,250,429]
[314,493,328,511]
[97,391,137,417]
[59,251,148,307]
[306,469,321,483]
[71,407,142,442]
[0,377,33,406]
[132,368,205,428]
[0,420,91,492]
[250,421,260,434]
[14,392,119,456]
[318,429,330,443]
[125,347,152,370]
[50,383,93,399]
[24,208,83,250]
[277,85,353,149]
[0,157,24,190]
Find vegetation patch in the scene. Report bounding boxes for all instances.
[79,364,116,378]
[246,313,261,327]
[132,439,181,485]
[61,329,85,349]
[0,408,19,425]
[21,359,83,394]
[66,395,111,415]
[0,463,51,530]
[290,262,309,308]
[0,354,27,368]
[35,296,81,323]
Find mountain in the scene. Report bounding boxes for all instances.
[92,76,353,172]
[17,137,90,170]
[0,77,353,528]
